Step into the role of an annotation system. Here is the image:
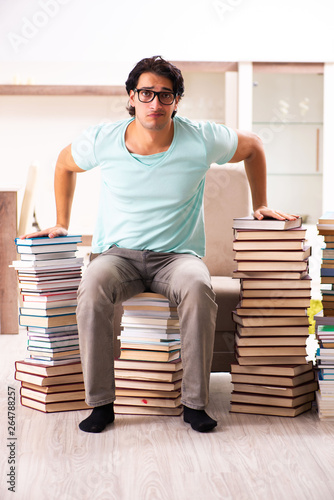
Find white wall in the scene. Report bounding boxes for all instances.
[1,0,334,70]
[1,0,333,234]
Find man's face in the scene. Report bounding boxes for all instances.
[129,72,179,131]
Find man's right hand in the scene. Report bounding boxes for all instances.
[20,225,68,240]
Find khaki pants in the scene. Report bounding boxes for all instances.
[76,247,218,409]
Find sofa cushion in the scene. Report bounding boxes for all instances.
[211,275,240,331]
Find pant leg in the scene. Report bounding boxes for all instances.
[149,253,218,410]
[76,249,145,406]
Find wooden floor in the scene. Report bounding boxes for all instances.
[1,330,334,500]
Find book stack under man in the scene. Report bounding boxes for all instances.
[12,235,90,413]
[314,212,334,419]
[230,216,317,417]
[114,292,183,416]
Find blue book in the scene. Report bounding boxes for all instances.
[15,235,82,246]
[321,268,334,277]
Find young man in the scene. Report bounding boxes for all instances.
[23,56,296,433]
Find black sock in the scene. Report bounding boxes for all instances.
[79,403,115,433]
[183,406,217,432]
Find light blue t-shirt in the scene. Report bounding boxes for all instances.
[71,115,238,256]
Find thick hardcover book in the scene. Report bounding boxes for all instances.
[233,216,302,231]
[20,396,90,413]
[231,370,315,387]
[114,405,183,416]
[230,401,312,417]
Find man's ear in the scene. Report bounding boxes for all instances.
[129,89,135,107]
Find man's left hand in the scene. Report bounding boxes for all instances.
[253,206,299,221]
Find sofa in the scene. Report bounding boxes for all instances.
[90,162,251,372]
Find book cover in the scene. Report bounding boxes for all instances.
[233,216,302,231]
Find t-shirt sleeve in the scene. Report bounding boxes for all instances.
[71,123,105,171]
[200,121,238,165]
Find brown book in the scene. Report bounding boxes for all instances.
[230,401,312,417]
[115,388,181,398]
[233,240,305,251]
[114,358,182,372]
[239,297,310,308]
[20,386,86,403]
[15,371,84,387]
[119,349,180,363]
[232,312,310,327]
[15,360,82,377]
[20,396,91,413]
[235,260,308,272]
[233,228,307,241]
[235,307,308,317]
[21,381,85,393]
[231,370,315,387]
[241,277,311,290]
[236,325,310,337]
[236,354,307,366]
[114,395,182,408]
[234,247,311,262]
[231,390,315,407]
[230,361,313,376]
[233,270,308,280]
[236,345,307,357]
[241,289,311,298]
[232,381,318,398]
[114,405,183,416]
[114,369,183,383]
[115,378,182,391]
[321,277,334,284]
[235,334,308,347]
[19,313,77,328]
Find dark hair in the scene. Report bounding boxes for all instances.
[125,55,185,118]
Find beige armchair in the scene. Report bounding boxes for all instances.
[86,163,250,372]
[202,163,250,371]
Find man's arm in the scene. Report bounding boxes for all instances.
[230,130,297,221]
[21,144,85,239]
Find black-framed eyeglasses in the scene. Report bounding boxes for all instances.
[134,88,176,105]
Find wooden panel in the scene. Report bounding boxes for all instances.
[172,61,238,72]
[253,62,324,74]
[0,85,126,96]
[0,191,19,334]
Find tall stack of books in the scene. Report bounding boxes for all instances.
[12,235,90,413]
[317,212,334,316]
[230,216,317,417]
[315,212,334,419]
[114,293,183,416]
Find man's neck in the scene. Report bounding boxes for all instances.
[125,118,174,156]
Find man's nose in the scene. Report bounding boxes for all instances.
[150,94,162,108]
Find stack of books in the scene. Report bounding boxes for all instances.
[230,216,317,417]
[314,212,334,419]
[317,212,334,316]
[314,316,334,419]
[114,293,183,416]
[12,235,90,413]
